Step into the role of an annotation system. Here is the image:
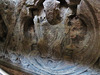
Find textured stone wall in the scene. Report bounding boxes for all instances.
[0,0,100,75]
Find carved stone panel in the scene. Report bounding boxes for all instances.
[0,0,100,75]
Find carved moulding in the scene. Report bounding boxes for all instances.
[0,0,100,75]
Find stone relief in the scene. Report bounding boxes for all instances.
[0,0,100,75]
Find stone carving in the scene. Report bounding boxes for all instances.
[0,0,100,75]
[43,0,61,25]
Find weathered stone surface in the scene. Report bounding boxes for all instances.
[0,64,31,75]
[0,0,100,75]
[65,0,81,5]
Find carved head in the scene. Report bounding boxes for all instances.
[43,0,61,25]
